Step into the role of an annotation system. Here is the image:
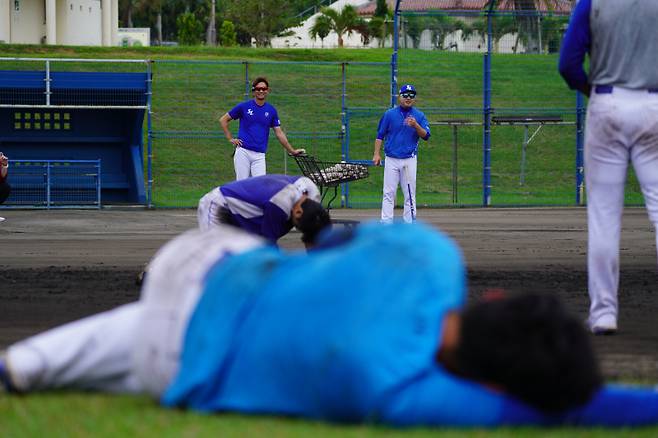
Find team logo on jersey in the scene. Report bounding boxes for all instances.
[265,112,269,117]
[247,109,254,116]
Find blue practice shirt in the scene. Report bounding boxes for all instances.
[163,222,658,427]
[377,106,430,159]
[228,100,281,153]
[219,174,303,241]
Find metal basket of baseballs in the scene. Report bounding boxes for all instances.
[293,154,369,188]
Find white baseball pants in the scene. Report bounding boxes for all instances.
[585,87,658,328]
[197,188,225,231]
[381,156,417,224]
[234,147,266,180]
[4,227,264,396]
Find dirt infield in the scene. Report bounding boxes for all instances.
[1,207,657,381]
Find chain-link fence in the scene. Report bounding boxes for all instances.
[391,0,642,207]
[1,1,647,209]
[150,60,389,207]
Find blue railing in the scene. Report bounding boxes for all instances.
[2,159,101,209]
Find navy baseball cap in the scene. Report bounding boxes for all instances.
[399,84,416,95]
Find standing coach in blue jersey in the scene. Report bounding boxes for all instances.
[219,77,306,180]
[372,84,431,223]
[559,0,658,335]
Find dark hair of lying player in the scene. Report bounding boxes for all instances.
[437,292,602,413]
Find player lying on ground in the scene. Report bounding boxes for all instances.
[197,174,330,248]
[2,222,658,426]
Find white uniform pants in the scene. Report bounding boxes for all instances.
[585,87,658,327]
[5,227,264,397]
[197,188,226,231]
[381,156,417,224]
[234,147,266,180]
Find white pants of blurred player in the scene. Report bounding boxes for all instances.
[381,155,417,224]
[585,86,658,329]
[4,227,263,396]
[234,146,265,180]
[197,187,226,231]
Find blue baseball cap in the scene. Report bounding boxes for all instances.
[399,84,416,95]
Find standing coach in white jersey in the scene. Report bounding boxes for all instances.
[219,77,305,180]
[559,0,658,334]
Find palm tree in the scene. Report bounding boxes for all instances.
[309,14,332,48]
[316,5,362,48]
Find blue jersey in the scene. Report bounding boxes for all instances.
[162,221,658,426]
[228,100,281,153]
[219,174,304,241]
[377,106,430,159]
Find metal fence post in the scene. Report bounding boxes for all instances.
[482,1,495,207]
[341,62,348,207]
[146,60,153,208]
[391,0,401,107]
[96,159,102,208]
[244,61,250,99]
[45,60,51,106]
[46,162,51,209]
[576,91,585,205]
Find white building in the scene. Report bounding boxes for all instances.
[0,0,118,46]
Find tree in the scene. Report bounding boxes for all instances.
[404,16,423,49]
[206,0,217,46]
[316,5,362,48]
[225,0,295,47]
[309,14,332,48]
[219,20,237,47]
[120,0,139,27]
[177,11,203,45]
[368,16,385,48]
[374,0,388,18]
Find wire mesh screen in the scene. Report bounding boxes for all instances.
[0,58,148,108]
[392,1,644,207]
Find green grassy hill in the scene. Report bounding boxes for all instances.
[0,44,643,207]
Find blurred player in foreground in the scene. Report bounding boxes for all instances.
[197,174,330,248]
[559,0,658,335]
[219,76,305,180]
[3,222,658,427]
[372,84,430,223]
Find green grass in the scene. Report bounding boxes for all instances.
[2,392,658,437]
[0,44,645,208]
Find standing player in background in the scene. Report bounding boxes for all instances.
[219,77,306,180]
[372,84,430,223]
[559,0,658,335]
[0,152,10,222]
[197,174,330,248]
